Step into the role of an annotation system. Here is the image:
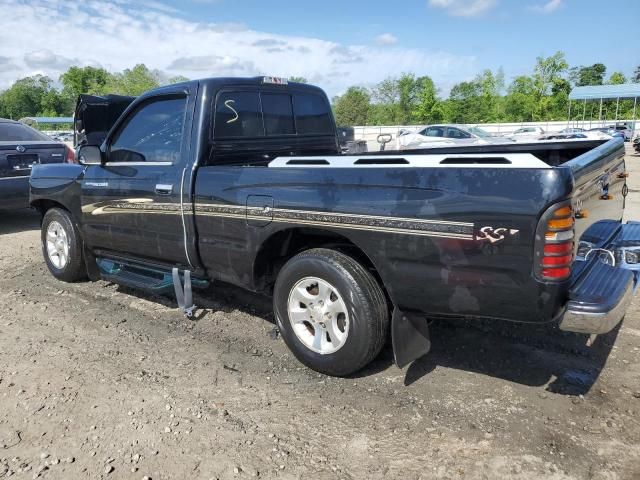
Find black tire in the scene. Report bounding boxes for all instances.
[273,248,388,376]
[41,208,86,282]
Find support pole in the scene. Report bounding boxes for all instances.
[615,97,620,123]
[582,99,587,127]
[599,98,603,126]
[633,97,638,139]
[567,100,572,128]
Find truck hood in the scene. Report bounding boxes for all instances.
[74,94,136,147]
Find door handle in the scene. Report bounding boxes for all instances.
[155,184,173,195]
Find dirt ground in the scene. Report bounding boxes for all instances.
[1,146,640,480]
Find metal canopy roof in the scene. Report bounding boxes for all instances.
[569,83,640,100]
[19,116,74,124]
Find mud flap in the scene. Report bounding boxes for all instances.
[83,243,101,282]
[391,308,431,368]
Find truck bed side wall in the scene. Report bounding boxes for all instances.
[194,166,574,323]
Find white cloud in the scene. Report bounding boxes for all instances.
[375,33,398,46]
[428,0,497,17]
[0,0,477,97]
[529,0,563,13]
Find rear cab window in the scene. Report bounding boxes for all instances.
[213,89,333,140]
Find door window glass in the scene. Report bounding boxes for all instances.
[424,127,445,137]
[110,96,186,163]
[262,93,295,136]
[214,92,264,138]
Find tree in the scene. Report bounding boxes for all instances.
[633,65,640,83]
[570,63,607,86]
[504,75,536,122]
[333,87,371,126]
[532,52,569,120]
[413,76,441,124]
[289,76,308,83]
[167,75,190,85]
[608,71,627,85]
[105,64,160,96]
[60,66,111,98]
[0,75,58,119]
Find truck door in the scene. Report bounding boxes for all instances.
[80,90,195,268]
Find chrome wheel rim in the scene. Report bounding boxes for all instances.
[46,221,69,269]
[287,277,349,355]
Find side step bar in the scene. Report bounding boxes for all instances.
[95,257,209,317]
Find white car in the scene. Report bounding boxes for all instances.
[398,124,512,150]
[510,126,545,138]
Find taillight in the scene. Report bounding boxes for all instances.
[65,145,77,164]
[536,203,575,281]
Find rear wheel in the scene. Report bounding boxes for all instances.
[273,248,388,376]
[41,208,86,282]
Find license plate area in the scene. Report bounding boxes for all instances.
[7,154,39,171]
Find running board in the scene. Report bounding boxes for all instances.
[96,258,209,316]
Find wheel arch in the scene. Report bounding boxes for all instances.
[252,226,391,301]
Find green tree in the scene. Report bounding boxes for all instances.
[608,71,627,85]
[167,75,190,85]
[570,63,607,86]
[333,87,371,126]
[413,76,440,124]
[60,66,111,98]
[0,75,57,119]
[289,76,308,83]
[504,75,537,122]
[106,64,160,96]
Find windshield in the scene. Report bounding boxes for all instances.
[0,123,52,141]
[468,126,492,138]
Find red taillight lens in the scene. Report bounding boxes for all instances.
[542,267,571,279]
[539,204,575,281]
[65,145,76,164]
[544,243,573,255]
[542,254,572,267]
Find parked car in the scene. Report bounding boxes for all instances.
[607,124,633,141]
[0,118,75,210]
[588,127,626,140]
[398,124,511,149]
[510,126,545,137]
[30,77,638,377]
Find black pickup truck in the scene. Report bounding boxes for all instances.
[30,77,639,376]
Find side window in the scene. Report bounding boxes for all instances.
[293,93,333,135]
[446,128,470,139]
[424,127,444,137]
[214,92,264,138]
[262,93,295,136]
[110,96,186,163]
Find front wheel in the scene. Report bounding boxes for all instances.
[41,208,86,282]
[273,248,388,376]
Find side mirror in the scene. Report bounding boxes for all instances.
[77,145,103,165]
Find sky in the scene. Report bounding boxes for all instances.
[0,0,637,98]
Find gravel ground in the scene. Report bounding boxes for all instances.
[0,145,639,480]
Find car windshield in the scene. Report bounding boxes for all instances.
[0,123,51,141]
[468,126,492,138]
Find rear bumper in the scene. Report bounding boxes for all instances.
[559,269,634,334]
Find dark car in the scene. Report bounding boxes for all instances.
[1,119,75,210]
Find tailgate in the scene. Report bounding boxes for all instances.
[566,138,626,257]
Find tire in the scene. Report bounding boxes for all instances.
[273,248,388,376]
[41,208,86,282]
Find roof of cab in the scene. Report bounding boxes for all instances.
[139,76,328,99]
